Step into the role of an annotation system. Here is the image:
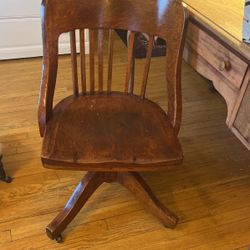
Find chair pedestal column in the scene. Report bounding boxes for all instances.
[46,171,178,243]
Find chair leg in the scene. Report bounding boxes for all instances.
[0,155,12,183]
[46,171,177,242]
[46,172,104,242]
[117,172,178,228]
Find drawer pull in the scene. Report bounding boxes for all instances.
[219,60,232,71]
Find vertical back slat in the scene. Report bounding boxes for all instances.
[70,30,79,96]
[89,29,95,93]
[129,57,135,94]
[107,29,114,93]
[80,29,87,95]
[140,35,154,98]
[98,29,104,93]
[125,31,135,94]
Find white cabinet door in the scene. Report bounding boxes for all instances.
[0,0,39,18]
[0,0,89,60]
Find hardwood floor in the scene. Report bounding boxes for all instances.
[0,35,250,249]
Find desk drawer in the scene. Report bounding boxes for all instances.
[186,23,248,89]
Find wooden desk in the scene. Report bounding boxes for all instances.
[183,0,250,150]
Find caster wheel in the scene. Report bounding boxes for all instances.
[55,235,63,243]
[0,176,12,183]
[4,176,12,183]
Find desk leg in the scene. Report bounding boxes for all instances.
[0,155,11,183]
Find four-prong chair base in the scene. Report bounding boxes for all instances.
[46,171,178,242]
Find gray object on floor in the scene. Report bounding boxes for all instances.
[0,144,12,183]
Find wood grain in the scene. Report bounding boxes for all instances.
[0,34,250,249]
[141,35,154,98]
[125,31,135,94]
[186,22,248,89]
[98,29,104,93]
[183,0,244,42]
[41,94,182,171]
[38,0,188,241]
[89,29,95,94]
[107,29,114,93]
[39,0,188,136]
[234,78,250,147]
[183,7,250,149]
[183,0,250,68]
[80,29,87,94]
[70,31,79,96]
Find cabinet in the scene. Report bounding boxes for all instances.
[0,0,89,60]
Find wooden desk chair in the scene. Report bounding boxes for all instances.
[39,0,188,242]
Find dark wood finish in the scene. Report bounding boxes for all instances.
[46,172,103,241]
[42,94,183,172]
[79,29,87,95]
[70,31,79,96]
[117,172,178,227]
[38,0,188,137]
[141,35,154,98]
[98,29,104,93]
[89,29,95,94]
[46,171,177,241]
[107,29,114,93]
[39,0,188,241]
[125,31,135,94]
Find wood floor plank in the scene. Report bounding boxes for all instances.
[0,230,12,244]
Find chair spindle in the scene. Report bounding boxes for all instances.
[141,35,154,98]
[125,31,135,94]
[107,29,114,93]
[98,29,104,93]
[89,29,95,93]
[80,29,87,95]
[70,30,79,96]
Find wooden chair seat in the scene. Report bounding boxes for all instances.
[42,93,183,171]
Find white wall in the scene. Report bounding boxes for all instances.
[0,0,89,60]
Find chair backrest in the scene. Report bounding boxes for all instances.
[38,0,188,137]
